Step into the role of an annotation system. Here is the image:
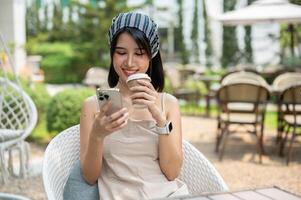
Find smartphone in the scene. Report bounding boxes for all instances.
[96,88,123,115]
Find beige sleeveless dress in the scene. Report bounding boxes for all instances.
[97,93,189,200]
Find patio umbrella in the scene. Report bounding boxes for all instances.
[216,0,301,56]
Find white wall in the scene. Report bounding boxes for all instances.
[0,0,26,74]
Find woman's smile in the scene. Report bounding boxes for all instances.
[122,68,139,77]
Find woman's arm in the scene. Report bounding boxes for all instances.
[80,96,129,185]
[130,80,183,181]
[157,94,183,181]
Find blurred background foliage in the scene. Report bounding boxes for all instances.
[26,0,129,83]
[20,0,301,143]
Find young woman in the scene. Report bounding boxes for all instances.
[64,12,189,199]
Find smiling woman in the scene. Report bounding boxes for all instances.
[63,12,189,200]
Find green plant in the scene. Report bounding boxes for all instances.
[26,41,88,83]
[46,88,94,136]
[183,79,207,94]
[163,77,173,94]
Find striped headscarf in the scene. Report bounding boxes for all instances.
[108,12,160,58]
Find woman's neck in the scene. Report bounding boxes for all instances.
[116,80,132,98]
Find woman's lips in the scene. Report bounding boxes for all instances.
[123,69,138,77]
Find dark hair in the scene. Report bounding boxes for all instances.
[108,27,165,92]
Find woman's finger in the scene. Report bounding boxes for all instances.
[99,101,112,116]
[130,85,156,96]
[105,112,129,130]
[137,79,155,90]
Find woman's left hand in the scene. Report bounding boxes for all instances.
[130,79,165,124]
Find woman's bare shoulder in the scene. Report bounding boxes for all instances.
[82,95,98,112]
[163,92,179,105]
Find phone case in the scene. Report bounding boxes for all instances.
[96,88,122,115]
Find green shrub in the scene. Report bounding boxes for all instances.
[163,77,173,94]
[46,88,94,136]
[183,79,207,94]
[22,82,51,116]
[26,41,89,83]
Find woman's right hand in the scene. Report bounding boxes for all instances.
[91,101,129,139]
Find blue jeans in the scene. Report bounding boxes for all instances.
[63,160,99,200]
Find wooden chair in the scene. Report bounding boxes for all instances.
[272,72,301,144]
[278,84,301,165]
[165,67,200,104]
[216,82,269,163]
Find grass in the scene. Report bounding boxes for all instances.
[27,113,52,144]
[180,103,278,130]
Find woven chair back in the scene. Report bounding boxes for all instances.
[273,72,301,92]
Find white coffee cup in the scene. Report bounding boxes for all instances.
[126,73,151,108]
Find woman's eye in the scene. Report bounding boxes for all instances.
[136,52,145,56]
[116,51,126,55]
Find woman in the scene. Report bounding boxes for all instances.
[64,12,189,200]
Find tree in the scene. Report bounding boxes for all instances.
[191,0,200,63]
[244,0,255,63]
[25,0,129,83]
[203,0,213,67]
[175,0,189,64]
[221,0,239,68]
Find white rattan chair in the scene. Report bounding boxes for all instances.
[0,77,38,182]
[0,34,38,183]
[43,125,228,200]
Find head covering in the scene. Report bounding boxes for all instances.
[108,12,160,58]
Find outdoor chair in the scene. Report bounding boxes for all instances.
[82,67,109,89]
[164,67,201,104]
[43,125,228,200]
[272,72,301,144]
[215,82,270,163]
[0,77,38,183]
[0,33,38,183]
[221,71,269,88]
[278,84,301,165]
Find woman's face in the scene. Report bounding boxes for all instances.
[113,32,150,84]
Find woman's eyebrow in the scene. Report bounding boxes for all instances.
[115,46,126,50]
[115,46,144,51]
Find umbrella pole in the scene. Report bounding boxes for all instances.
[288,24,295,57]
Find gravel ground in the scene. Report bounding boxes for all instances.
[0,116,300,199]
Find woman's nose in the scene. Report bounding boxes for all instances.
[126,54,134,68]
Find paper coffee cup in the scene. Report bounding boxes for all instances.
[126,73,151,87]
[126,73,151,108]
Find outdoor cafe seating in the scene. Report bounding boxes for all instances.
[272,72,301,144]
[0,37,38,183]
[278,83,301,165]
[215,71,270,163]
[164,67,201,104]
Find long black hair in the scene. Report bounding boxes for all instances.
[107,27,165,92]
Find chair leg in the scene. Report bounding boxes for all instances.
[279,125,289,157]
[19,141,30,178]
[259,123,266,155]
[276,104,283,144]
[215,120,222,153]
[219,126,229,161]
[286,130,296,166]
[8,148,15,176]
[0,148,9,184]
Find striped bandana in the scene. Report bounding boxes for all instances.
[108,12,160,58]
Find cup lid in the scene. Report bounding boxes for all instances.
[126,73,151,83]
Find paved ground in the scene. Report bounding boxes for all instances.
[0,116,300,199]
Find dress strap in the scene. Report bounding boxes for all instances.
[95,95,100,112]
[161,92,166,116]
